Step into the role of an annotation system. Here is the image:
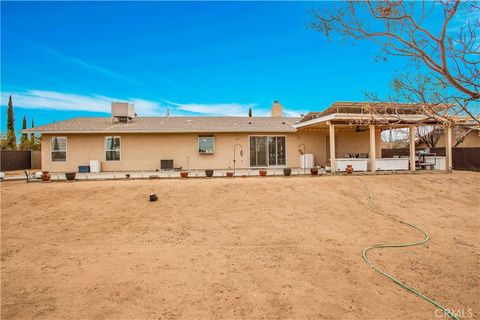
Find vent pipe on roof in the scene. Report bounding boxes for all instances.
[271,100,284,117]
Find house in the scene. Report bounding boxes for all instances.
[22,101,456,173]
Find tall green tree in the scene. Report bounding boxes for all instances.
[30,118,35,144]
[6,95,16,149]
[29,118,41,150]
[20,115,31,150]
[248,107,252,117]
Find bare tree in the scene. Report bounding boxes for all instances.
[381,127,409,149]
[454,125,476,146]
[311,1,480,124]
[416,126,444,149]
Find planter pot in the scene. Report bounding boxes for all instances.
[41,171,51,182]
[205,169,214,178]
[180,171,189,178]
[65,172,76,181]
[310,168,319,176]
[226,172,234,177]
[283,168,292,176]
[346,164,353,174]
[259,170,267,177]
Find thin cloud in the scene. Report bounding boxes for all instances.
[20,38,142,86]
[1,89,303,117]
[283,109,307,117]
[0,90,162,116]
[165,103,304,117]
[163,100,257,116]
[447,7,479,33]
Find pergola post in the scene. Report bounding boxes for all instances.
[329,122,336,173]
[446,124,453,171]
[369,125,376,173]
[409,125,416,172]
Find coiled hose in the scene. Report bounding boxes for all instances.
[358,178,459,320]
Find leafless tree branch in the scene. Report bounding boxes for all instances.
[311,1,480,124]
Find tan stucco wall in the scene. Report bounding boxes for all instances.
[41,131,333,172]
[334,128,382,158]
[41,129,379,172]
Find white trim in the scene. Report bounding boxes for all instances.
[50,136,67,162]
[248,135,288,168]
[295,114,336,128]
[105,136,121,161]
[294,113,435,129]
[198,135,215,155]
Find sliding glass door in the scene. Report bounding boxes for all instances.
[276,136,286,165]
[250,136,267,167]
[250,136,286,167]
[268,137,277,166]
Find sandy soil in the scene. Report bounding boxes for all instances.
[1,172,479,319]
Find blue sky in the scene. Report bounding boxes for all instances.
[0,1,451,133]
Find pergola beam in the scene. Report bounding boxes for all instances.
[409,125,416,172]
[446,124,453,171]
[369,125,376,173]
[329,122,336,172]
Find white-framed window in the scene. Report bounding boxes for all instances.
[51,137,67,162]
[105,136,121,161]
[198,135,214,154]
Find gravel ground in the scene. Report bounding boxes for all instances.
[1,172,479,319]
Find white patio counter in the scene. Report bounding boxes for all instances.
[423,156,446,170]
[374,158,409,171]
[335,158,410,172]
[335,156,447,172]
[335,158,368,172]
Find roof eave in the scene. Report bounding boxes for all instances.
[294,113,438,128]
[22,129,298,134]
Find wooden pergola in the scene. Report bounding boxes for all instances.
[295,102,454,173]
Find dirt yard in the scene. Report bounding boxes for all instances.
[1,172,479,319]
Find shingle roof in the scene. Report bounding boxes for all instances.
[21,116,301,134]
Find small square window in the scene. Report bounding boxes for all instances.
[51,137,67,162]
[105,136,121,161]
[198,136,214,154]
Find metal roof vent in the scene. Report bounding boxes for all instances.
[111,102,135,123]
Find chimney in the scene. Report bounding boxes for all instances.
[271,100,283,117]
[111,102,135,123]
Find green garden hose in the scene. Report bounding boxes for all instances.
[358,178,460,320]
